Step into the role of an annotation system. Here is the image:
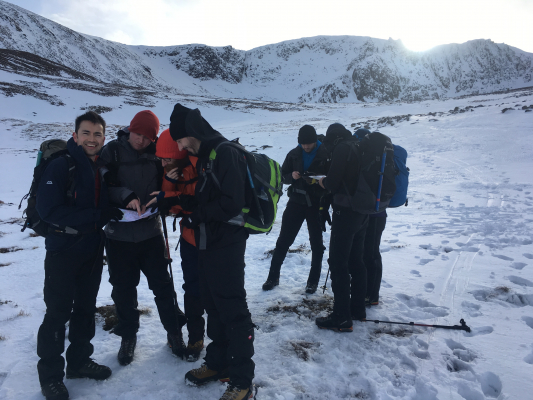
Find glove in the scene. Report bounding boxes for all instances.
[303,177,318,185]
[318,194,332,232]
[99,207,123,226]
[177,195,198,212]
[181,210,201,229]
[151,196,180,215]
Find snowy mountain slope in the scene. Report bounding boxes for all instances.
[2,0,533,104]
[0,87,532,400]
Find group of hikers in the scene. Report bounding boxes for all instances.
[31,104,395,400]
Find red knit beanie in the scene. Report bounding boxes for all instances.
[156,129,188,159]
[129,110,160,142]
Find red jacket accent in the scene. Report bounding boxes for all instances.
[161,156,198,246]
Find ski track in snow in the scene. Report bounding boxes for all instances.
[0,89,533,399]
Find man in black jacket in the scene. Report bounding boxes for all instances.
[36,111,122,400]
[169,104,255,400]
[316,123,369,332]
[100,110,186,366]
[262,125,329,294]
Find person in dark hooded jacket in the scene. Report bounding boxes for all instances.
[35,111,122,400]
[262,125,329,294]
[168,103,255,400]
[315,123,369,333]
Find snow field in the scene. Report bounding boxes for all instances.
[0,88,532,399]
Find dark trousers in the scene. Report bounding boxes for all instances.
[180,237,205,343]
[199,240,254,389]
[329,206,369,320]
[37,237,104,385]
[106,235,179,337]
[268,200,324,286]
[365,216,387,303]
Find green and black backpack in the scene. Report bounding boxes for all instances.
[203,140,283,235]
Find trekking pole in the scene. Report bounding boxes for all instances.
[321,268,330,294]
[364,318,471,333]
[161,214,187,328]
[375,148,387,211]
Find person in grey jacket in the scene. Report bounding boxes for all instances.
[100,110,186,366]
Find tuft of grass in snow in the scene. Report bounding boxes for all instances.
[0,335,6,341]
[267,297,333,319]
[289,340,320,361]
[0,263,12,267]
[1,309,30,322]
[261,243,310,259]
[0,247,23,254]
[96,304,151,332]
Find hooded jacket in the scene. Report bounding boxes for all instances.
[100,129,163,243]
[281,142,329,206]
[36,137,109,252]
[179,108,249,250]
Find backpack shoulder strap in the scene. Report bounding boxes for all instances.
[63,154,77,200]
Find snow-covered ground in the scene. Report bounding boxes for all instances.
[0,88,532,399]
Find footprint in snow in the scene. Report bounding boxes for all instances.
[445,339,477,362]
[457,382,485,400]
[428,249,439,255]
[507,275,533,287]
[410,270,421,277]
[419,259,434,265]
[479,371,503,398]
[510,262,527,270]
[381,279,392,288]
[521,316,533,329]
[493,254,514,261]
[523,253,533,260]
[396,293,449,317]
[463,326,493,337]
[525,350,533,365]
[424,283,435,292]
[461,301,482,317]
[419,244,432,249]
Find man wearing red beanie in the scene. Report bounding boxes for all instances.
[100,111,186,367]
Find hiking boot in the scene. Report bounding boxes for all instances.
[185,364,229,386]
[41,379,69,400]
[167,332,186,359]
[185,339,204,362]
[117,335,137,366]
[66,359,111,380]
[219,384,256,400]
[315,313,353,332]
[305,284,318,294]
[262,279,279,291]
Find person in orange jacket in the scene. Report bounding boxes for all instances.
[146,129,204,361]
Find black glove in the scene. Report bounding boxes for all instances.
[177,195,198,212]
[318,195,332,232]
[151,196,180,215]
[181,211,201,229]
[99,207,123,226]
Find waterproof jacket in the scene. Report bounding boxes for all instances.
[183,109,249,250]
[322,137,361,210]
[100,129,163,243]
[282,142,329,206]
[36,137,109,252]
[161,156,198,246]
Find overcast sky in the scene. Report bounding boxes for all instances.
[6,0,533,53]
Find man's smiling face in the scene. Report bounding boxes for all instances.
[73,120,105,160]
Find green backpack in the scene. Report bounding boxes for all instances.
[205,140,283,234]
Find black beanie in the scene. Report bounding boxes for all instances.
[169,103,193,141]
[298,125,317,144]
[324,123,351,149]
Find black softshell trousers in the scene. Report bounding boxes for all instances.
[329,206,369,320]
[180,237,205,343]
[267,200,324,286]
[37,234,103,385]
[199,240,254,389]
[365,216,387,303]
[106,235,179,337]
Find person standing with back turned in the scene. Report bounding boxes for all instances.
[169,103,256,400]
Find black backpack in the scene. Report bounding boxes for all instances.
[202,140,283,235]
[345,132,397,214]
[18,139,77,237]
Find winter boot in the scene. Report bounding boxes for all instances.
[41,379,69,400]
[185,339,204,362]
[66,359,112,380]
[305,284,318,294]
[262,279,279,291]
[185,364,229,386]
[117,335,137,366]
[219,384,256,400]
[315,313,353,332]
[167,332,186,359]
